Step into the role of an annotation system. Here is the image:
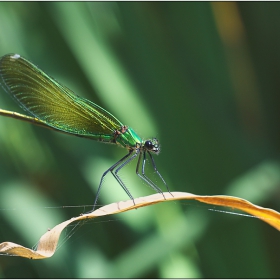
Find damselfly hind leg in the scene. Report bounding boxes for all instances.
[86,150,135,213]
[112,150,140,203]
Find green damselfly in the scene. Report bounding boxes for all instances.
[0,53,170,211]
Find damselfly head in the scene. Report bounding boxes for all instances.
[144,138,160,154]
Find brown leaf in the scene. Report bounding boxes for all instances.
[1,192,279,259]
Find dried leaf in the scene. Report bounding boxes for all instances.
[1,192,279,259]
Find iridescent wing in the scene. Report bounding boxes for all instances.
[0,54,123,140]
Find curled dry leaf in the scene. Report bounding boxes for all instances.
[0,192,279,259]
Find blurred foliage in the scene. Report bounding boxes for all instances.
[0,2,280,278]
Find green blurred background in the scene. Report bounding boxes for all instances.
[0,2,280,278]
